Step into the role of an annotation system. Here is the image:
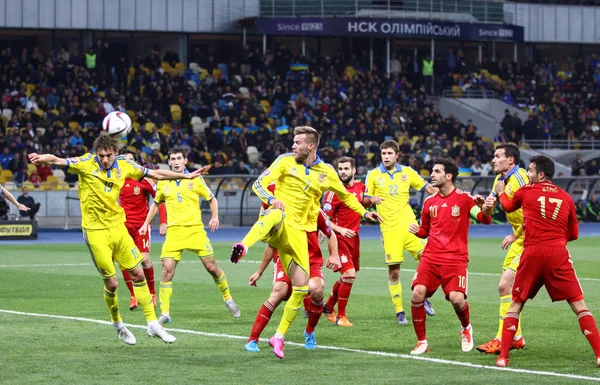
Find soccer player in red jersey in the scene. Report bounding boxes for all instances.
[408,158,491,355]
[322,156,366,327]
[118,149,167,310]
[493,155,600,368]
[244,207,339,352]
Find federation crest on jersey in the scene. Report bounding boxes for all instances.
[188,182,194,190]
[318,173,327,183]
[401,174,408,182]
[507,185,513,195]
[451,204,460,217]
[115,168,122,179]
[133,186,141,195]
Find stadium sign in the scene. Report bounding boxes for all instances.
[256,18,524,42]
[0,220,38,240]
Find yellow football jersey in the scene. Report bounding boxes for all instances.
[66,153,149,230]
[493,166,528,232]
[154,172,214,227]
[365,163,428,231]
[254,154,367,232]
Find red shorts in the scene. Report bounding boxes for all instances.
[512,245,583,303]
[335,235,360,273]
[307,231,324,280]
[126,224,150,253]
[411,258,469,299]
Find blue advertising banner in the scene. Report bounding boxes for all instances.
[256,18,524,42]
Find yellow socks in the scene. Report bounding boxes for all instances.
[496,295,522,340]
[276,286,309,336]
[388,281,404,313]
[214,270,232,301]
[103,288,122,323]
[133,279,157,322]
[242,209,284,248]
[159,281,173,316]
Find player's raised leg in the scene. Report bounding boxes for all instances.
[231,209,285,262]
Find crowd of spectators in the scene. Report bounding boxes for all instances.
[2,39,600,192]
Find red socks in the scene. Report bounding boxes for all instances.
[337,280,354,317]
[411,301,427,341]
[325,279,341,312]
[306,299,324,334]
[500,312,520,358]
[577,309,600,358]
[121,270,135,297]
[456,302,470,328]
[144,265,155,295]
[304,293,312,313]
[248,301,275,342]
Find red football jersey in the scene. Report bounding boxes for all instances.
[416,188,490,264]
[120,177,156,227]
[499,182,578,247]
[323,181,365,233]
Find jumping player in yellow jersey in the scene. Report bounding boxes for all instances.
[28,135,208,345]
[230,126,382,359]
[477,143,528,354]
[139,147,239,326]
[364,140,438,324]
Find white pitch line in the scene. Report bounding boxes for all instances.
[1,260,599,282]
[0,309,599,382]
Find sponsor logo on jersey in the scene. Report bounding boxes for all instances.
[451,204,460,217]
[323,203,332,212]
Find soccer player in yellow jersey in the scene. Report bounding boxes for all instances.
[477,143,528,354]
[230,126,382,359]
[364,140,438,324]
[139,147,239,325]
[28,135,206,345]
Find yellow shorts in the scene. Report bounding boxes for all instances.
[83,224,143,279]
[160,225,214,261]
[502,236,524,272]
[381,228,427,265]
[264,219,309,277]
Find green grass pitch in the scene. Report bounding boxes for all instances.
[0,238,599,384]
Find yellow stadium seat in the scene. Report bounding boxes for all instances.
[46,175,59,185]
[170,105,182,122]
[340,141,351,150]
[250,117,256,124]
[132,122,140,132]
[126,110,137,123]
[158,123,172,137]
[27,164,37,175]
[145,122,156,132]
[22,181,36,190]
[420,169,431,177]
[0,175,5,183]
[41,182,53,191]
[34,109,44,117]
[26,83,36,96]
[465,141,474,150]
[139,85,145,97]
[412,136,420,143]
[212,69,222,79]
[69,121,79,131]
[260,100,271,114]
[175,62,186,73]
[1,170,13,179]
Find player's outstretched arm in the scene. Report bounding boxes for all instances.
[329,220,356,238]
[2,188,30,212]
[147,168,205,181]
[249,245,276,286]
[498,191,521,213]
[139,202,159,235]
[424,184,438,195]
[28,153,68,167]
[208,197,219,232]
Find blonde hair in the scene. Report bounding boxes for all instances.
[294,126,320,146]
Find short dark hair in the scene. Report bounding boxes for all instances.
[495,143,520,165]
[93,134,119,153]
[530,155,555,180]
[337,156,355,168]
[380,140,399,153]
[168,146,187,158]
[119,148,136,157]
[434,157,459,183]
